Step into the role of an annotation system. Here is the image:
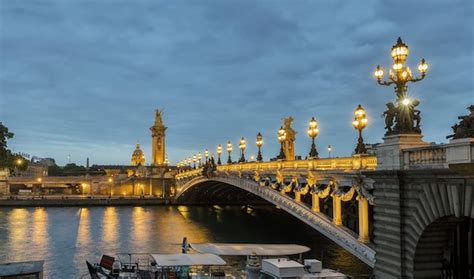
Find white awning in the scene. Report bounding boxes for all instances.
[151,253,226,267]
[191,243,310,256]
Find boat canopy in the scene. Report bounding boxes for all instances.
[151,253,226,267]
[191,243,310,256]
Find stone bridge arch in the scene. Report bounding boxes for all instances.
[369,169,473,278]
[174,174,376,267]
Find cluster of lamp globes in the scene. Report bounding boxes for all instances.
[373,37,429,107]
[176,104,369,168]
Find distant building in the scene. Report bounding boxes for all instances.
[31,156,56,167]
[14,163,48,177]
[131,143,146,166]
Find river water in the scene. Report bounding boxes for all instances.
[0,206,371,278]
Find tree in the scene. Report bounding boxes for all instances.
[0,122,28,170]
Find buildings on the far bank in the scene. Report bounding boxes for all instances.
[0,110,176,198]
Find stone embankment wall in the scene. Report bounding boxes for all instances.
[0,197,168,207]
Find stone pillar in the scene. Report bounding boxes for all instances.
[375,134,429,170]
[332,195,342,225]
[358,196,369,243]
[311,193,320,212]
[150,110,167,166]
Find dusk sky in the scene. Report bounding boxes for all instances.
[1,0,472,166]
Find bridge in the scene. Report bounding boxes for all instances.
[176,156,377,266]
[171,38,474,278]
[173,124,473,278]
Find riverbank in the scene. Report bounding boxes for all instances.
[0,195,169,207]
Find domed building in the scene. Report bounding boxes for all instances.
[131,143,146,166]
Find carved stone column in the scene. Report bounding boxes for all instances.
[311,192,320,212]
[295,191,301,203]
[333,195,342,225]
[358,195,369,243]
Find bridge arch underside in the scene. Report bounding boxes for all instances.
[175,180,269,205]
[175,176,376,267]
[414,216,473,279]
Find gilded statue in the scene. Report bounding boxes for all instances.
[155,109,164,126]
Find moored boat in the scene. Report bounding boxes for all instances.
[87,240,348,278]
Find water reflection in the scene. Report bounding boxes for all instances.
[0,206,371,277]
[32,208,49,255]
[131,207,149,249]
[102,207,119,249]
[7,208,29,262]
[76,208,91,247]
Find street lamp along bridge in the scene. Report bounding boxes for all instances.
[174,38,474,277]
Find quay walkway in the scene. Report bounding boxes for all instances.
[0,195,168,207]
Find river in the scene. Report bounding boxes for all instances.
[0,206,371,278]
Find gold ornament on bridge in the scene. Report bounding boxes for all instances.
[278,117,297,160]
[254,170,260,182]
[276,170,284,184]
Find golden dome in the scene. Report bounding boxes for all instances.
[131,143,146,166]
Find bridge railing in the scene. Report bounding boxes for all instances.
[175,156,376,180]
[402,145,447,169]
[217,156,376,172]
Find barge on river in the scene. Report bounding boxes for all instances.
[87,243,347,278]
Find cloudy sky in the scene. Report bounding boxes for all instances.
[0,0,472,166]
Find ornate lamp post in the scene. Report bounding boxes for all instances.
[256,132,263,162]
[327,145,332,158]
[352,104,368,154]
[216,144,222,165]
[226,141,233,164]
[277,126,286,159]
[204,149,209,163]
[374,37,428,135]
[307,117,319,158]
[197,152,202,167]
[192,155,197,169]
[239,137,247,163]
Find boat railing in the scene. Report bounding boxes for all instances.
[116,253,156,268]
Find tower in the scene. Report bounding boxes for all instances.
[150,110,167,166]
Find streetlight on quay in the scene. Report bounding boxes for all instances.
[239,137,247,163]
[14,158,23,175]
[277,126,286,160]
[307,117,319,159]
[227,141,233,164]
[193,155,197,169]
[217,144,223,165]
[256,132,263,162]
[374,37,428,134]
[327,145,332,158]
[352,105,368,154]
[204,149,209,163]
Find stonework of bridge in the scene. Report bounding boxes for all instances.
[175,156,378,267]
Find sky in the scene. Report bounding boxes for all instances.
[0,0,473,166]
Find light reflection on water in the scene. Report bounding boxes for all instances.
[0,206,371,278]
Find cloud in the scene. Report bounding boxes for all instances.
[0,0,472,165]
